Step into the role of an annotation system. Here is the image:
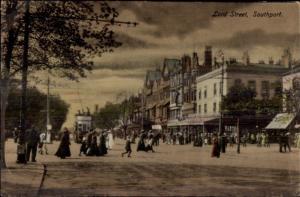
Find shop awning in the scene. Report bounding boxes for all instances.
[265,113,296,130]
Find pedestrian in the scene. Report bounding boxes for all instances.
[107,130,114,149]
[265,133,270,147]
[261,133,266,147]
[283,132,291,152]
[121,136,132,157]
[241,134,247,147]
[26,126,40,162]
[221,133,227,153]
[38,132,48,155]
[87,132,98,156]
[55,128,71,159]
[172,134,176,145]
[137,133,146,151]
[146,135,155,152]
[79,135,87,156]
[211,134,220,158]
[250,133,255,144]
[98,132,108,156]
[13,127,19,143]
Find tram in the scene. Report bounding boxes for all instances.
[74,113,92,143]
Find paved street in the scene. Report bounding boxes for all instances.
[2,138,300,196]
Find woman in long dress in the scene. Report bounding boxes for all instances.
[108,131,114,149]
[55,128,71,159]
[98,132,108,156]
[211,134,220,158]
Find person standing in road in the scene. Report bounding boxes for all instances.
[26,126,40,162]
[55,128,71,159]
[38,132,48,155]
[98,132,108,156]
[211,134,220,158]
[122,136,132,157]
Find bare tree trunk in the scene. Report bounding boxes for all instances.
[0,81,8,169]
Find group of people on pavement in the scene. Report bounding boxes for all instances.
[78,130,113,157]
[136,131,157,153]
[14,125,47,163]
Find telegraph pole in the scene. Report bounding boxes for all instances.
[219,51,225,135]
[141,88,144,132]
[17,0,30,163]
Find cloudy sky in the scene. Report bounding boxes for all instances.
[37,2,300,127]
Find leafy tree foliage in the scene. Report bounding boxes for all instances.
[1,1,122,80]
[5,82,69,135]
[223,83,282,116]
[93,102,120,130]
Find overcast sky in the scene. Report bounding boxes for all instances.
[37,2,300,127]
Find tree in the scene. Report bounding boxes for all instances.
[5,82,69,136]
[1,1,133,168]
[93,102,120,131]
[222,83,257,116]
[222,83,282,116]
[283,77,300,114]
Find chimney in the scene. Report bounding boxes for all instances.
[192,52,199,68]
[281,48,292,68]
[242,51,250,65]
[94,104,99,113]
[182,55,191,72]
[204,46,212,67]
[268,57,274,65]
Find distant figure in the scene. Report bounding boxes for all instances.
[108,131,114,149]
[13,127,19,143]
[283,133,291,152]
[98,132,108,156]
[146,135,155,153]
[221,133,227,153]
[26,126,40,162]
[211,135,220,158]
[87,132,98,156]
[137,133,146,151]
[55,128,71,159]
[79,135,87,156]
[241,134,247,147]
[38,132,48,155]
[122,136,132,157]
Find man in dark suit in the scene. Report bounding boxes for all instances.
[26,126,40,162]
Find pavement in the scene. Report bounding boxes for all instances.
[1,138,300,196]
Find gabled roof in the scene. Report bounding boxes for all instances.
[145,70,162,88]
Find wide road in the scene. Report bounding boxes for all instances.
[4,138,300,196]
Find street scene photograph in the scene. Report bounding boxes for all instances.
[1,1,300,197]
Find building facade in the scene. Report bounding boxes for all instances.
[196,61,289,133]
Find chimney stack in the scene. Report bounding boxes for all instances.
[242,51,250,65]
[281,48,292,68]
[269,57,274,65]
[204,46,212,67]
[192,52,199,68]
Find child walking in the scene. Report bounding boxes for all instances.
[122,136,132,157]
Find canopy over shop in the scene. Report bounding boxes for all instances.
[265,113,298,132]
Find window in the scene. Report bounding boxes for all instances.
[198,89,202,99]
[198,105,201,114]
[204,87,207,98]
[248,80,256,92]
[214,83,217,96]
[213,102,217,113]
[204,104,207,113]
[261,81,270,99]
